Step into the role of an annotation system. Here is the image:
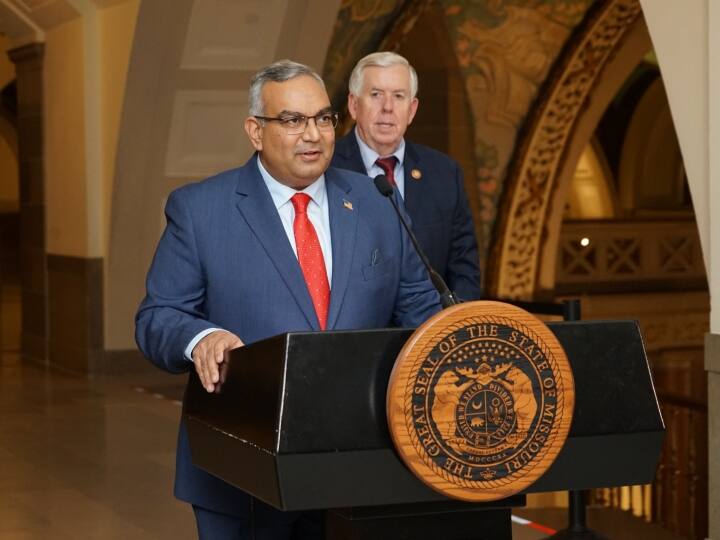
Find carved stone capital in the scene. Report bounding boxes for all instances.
[7,43,45,71]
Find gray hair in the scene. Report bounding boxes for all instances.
[248,59,325,116]
[349,51,418,98]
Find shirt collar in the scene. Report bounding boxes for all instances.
[256,154,326,210]
[354,127,405,172]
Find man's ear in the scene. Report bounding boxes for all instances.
[347,94,358,121]
[244,117,263,151]
[407,97,419,126]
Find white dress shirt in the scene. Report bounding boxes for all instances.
[184,156,333,360]
[256,156,333,283]
[354,127,406,198]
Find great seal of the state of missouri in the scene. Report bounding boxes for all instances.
[386,301,574,501]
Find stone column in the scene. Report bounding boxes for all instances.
[709,1,720,537]
[7,43,47,366]
[707,335,720,538]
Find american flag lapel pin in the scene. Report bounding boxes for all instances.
[343,199,353,211]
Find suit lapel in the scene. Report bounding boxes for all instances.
[403,142,423,220]
[335,131,367,175]
[325,168,358,329]
[234,158,319,329]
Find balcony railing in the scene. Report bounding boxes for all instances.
[558,217,708,538]
[556,218,707,294]
[591,392,708,540]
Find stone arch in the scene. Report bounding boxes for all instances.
[487,0,652,299]
[565,137,618,220]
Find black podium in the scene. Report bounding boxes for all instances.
[184,321,664,539]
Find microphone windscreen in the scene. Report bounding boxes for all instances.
[373,175,394,197]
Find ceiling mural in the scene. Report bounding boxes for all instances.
[440,0,596,263]
[323,0,406,111]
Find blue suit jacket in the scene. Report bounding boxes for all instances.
[332,132,482,301]
[135,156,440,516]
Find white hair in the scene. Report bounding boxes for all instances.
[248,59,324,116]
[348,51,418,98]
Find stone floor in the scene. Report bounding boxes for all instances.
[0,352,196,539]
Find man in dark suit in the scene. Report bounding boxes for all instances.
[332,52,481,301]
[135,60,440,539]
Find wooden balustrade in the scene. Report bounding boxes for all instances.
[590,369,708,539]
[556,221,709,538]
[556,218,706,293]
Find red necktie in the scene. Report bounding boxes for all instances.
[291,193,330,329]
[376,156,398,186]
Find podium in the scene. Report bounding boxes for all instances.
[184,321,664,539]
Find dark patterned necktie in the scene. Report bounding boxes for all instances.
[376,156,398,186]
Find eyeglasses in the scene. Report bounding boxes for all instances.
[254,111,339,135]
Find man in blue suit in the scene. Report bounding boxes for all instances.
[135,60,440,539]
[332,52,481,301]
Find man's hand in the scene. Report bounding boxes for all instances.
[192,330,244,392]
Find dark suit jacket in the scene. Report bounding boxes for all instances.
[135,156,441,517]
[332,132,481,300]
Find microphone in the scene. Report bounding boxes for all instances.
[373,175,459,309]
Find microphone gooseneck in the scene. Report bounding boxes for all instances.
[373,175,459,309]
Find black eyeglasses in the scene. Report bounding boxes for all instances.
[254,111,339,134]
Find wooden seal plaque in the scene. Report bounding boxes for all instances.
[387,301,574,501]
